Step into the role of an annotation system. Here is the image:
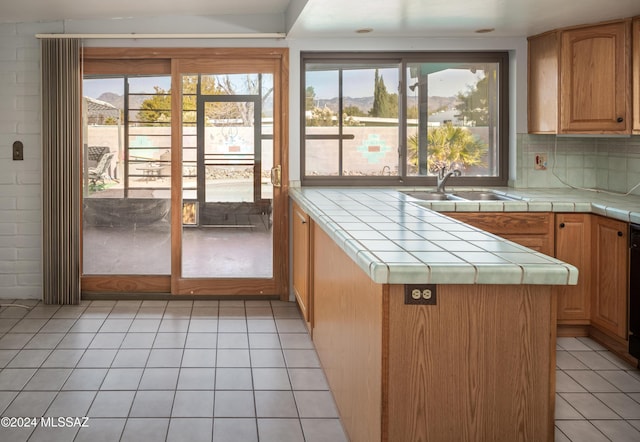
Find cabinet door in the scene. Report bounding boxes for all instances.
[528,31,559,133]
[560,21,630,134]
[633,18,640,134]
[292,202,311,324]
[555,214,591,322]
[592,216,628,339]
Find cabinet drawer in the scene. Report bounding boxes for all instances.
[446,212,553,235]
[446,212,554,256]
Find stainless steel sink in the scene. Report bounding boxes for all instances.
[450,191,519,201]
[402,191,465,201]
[402,190,519,202]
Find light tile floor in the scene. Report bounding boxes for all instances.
[2,300,640,441]
[0,299,348,442]
[556,336,640,441]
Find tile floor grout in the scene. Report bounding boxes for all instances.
[0,299,347,442]
[555,336,640,442]
[2,300,640,441]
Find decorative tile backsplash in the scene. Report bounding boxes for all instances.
[514,134,640,195]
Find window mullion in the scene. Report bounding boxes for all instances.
[338,68,343,177]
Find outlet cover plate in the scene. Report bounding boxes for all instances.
[404,284,437,305]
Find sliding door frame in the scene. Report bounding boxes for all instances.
[80,48,289,299]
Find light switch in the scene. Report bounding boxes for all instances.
[13,141,23,161]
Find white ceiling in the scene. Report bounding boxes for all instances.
[2,0,639,38]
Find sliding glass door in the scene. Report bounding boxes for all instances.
[80,50,288,297]
[181,81,273,279]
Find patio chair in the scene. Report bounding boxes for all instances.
[88,151,115,185]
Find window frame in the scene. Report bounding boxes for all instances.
[300,51,510,187]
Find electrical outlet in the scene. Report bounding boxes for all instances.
[534,153,547,170]
[404,284,437,305]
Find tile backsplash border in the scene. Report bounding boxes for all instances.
[514,134,640,195]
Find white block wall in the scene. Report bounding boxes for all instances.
[0,22,61,299]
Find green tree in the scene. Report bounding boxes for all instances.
[305,86,316,109]
[406,105,418,120]
[343,105,366,117]
[306,106,336,127]
[455,75,490,126]
[407,122,487,173]
[139,76,252,126]
[305,106,361,127]
[137,86,171,125]
[369,69,398,118]
[370,70,387,117]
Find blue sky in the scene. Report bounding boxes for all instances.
[83,76,172,99]
[307,67,484,99]
[84,68,483,101]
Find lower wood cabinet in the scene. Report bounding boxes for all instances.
[312,224,555,442]
[445,211,631,349]
[445,212,554,256]
[292,202,312,330]
[555,213,592,325]
[591,215,629,341]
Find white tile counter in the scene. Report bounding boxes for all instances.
[419,187,640,222]
[290,187,579,286]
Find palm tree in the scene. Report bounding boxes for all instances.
[407,122,487,173]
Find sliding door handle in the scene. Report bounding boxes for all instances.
[270,165,281,187]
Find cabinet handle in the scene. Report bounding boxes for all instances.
[617,117,624,123]
[295,210,307,224]
[618,231,623,237]
[559,223,565,228]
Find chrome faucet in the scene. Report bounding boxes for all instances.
[436,166,461,193]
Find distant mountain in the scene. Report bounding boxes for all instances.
[314,95,459,114]
[97,91,455,117]
[96,92,274,117]
[97,92,149,111]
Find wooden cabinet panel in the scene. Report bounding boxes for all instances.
[528,31,559,134]
[633,17,640,134]
[560,21,631,133]
[555,214,592,323]
[387,284,555,442]
[312,225,383,442]
[592,216,628,340]
[446,212,554,256]
[312,224,556,441]
[292,202,312,327]
[528,19,632,134]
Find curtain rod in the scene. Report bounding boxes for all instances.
[35,33,287,39]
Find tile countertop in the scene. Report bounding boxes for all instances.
[289,187,582,286]
[415,187,640,222]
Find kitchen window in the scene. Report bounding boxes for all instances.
[301,52,509,186]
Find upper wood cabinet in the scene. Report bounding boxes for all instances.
[528,19,632,134]
[528,30,559,133]
[633,17,640,133]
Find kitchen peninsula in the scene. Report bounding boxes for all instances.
[290,187,579,442]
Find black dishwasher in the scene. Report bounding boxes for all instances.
[630,224,640,361]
